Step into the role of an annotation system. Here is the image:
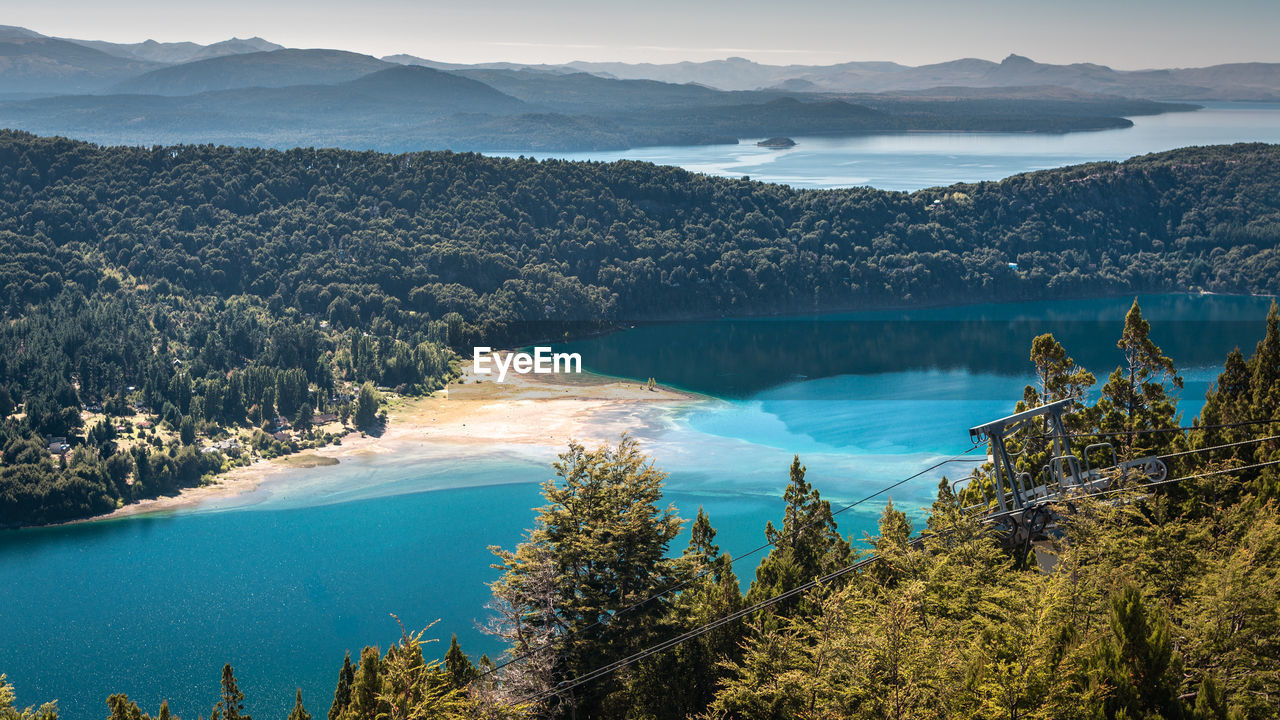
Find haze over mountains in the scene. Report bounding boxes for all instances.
[0,25,282,95]
[0,24,1274,152]
[64,36,281,65]
[112,48,392,95]
[428,54,1280,101]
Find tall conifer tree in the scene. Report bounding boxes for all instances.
[327,652,354,720]
[287,690,309,720]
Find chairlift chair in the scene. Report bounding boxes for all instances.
[960,398,1167,545]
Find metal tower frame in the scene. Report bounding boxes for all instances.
[965,397,1168,544]
[969,397,1074,514]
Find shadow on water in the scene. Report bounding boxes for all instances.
[552,295,1276,398]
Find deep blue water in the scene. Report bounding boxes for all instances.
[2,293,1276,719]
[490,103,1280,190]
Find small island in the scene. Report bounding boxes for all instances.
[757,136,797,148]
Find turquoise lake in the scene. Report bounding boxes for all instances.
[491,102,1280,190]
[2,293,1277,719]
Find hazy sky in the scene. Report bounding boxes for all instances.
[8,0,1279,67]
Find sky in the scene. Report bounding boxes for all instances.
[6,0,1280,68]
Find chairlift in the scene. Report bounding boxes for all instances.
[958,397,1167,545]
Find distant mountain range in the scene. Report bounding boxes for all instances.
[0,25,1271,152]
[111,48,392,95]
[395,53,1280,101]
[0,26,282,96]
[67,35,281,65]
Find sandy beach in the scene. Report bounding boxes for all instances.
[91,365,702,521]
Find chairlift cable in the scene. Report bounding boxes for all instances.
[469,443,981,683]
[516,454,1280,706]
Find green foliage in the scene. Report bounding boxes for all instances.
[179,416,196,446]
[443,635,477,690]
[617,508,745,720]
[7,136,1280,716]
[106,695,177,720]
[287,690,310,720]
[1187,299,1280,503]
[374,623,472,720]
[343,647,384,720]
[487,436,685,716]
[1095,300,1184,455]
[709,307,1280,720]
[1028,331,1097,408]
[1090,584,1188,720]
[353,382,380,431]
[209,664,249,720]
[1180,505,1280,719]
[748,456,852,622]
[327,652,354,720]
[0,675,57,720]
[59,308,1280,718]
[324,624,472,720]
[106,695,144,720]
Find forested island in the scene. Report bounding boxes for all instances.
[1,132,1279,526]
[4,301,1279,719]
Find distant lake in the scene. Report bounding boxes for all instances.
[489,102,1280,191]
[2,294,1276,720]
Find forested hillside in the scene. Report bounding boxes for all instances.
[0,133,1278,526]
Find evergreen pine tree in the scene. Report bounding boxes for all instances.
[328,652,354,720]
[106,694,174,720]
[343,646,384,720]
[179,416,196,445]
[1184,347,1260,509]
[623,507,745,720]
[374,625,473,720]
[209,664,248,720]
[1092,584,1187,720]
[747,456,852,620]
[684,507,721,568]
[353,382,379,430]
[1198,348,1252,447]
[1249,301,1280,418]
[1193,677,1229,720]
[1029,332,1097,407]
[288,690,309,720]
[1013,333,1098,470]
[107,694,144,720]
[487,437,685,717]
[1245,302,1280,499]
[868,498,914,587]
[1096,300,1183,456]
[443,635,477,689]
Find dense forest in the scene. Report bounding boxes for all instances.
[0,133,1278,527]
[4,301,1279,719]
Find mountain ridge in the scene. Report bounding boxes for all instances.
[110,48,394,95]
[391,52,1280,100]
[67,35,283,64]
[1,24,1275,101]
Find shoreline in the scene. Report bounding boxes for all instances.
[78,366,704,524]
